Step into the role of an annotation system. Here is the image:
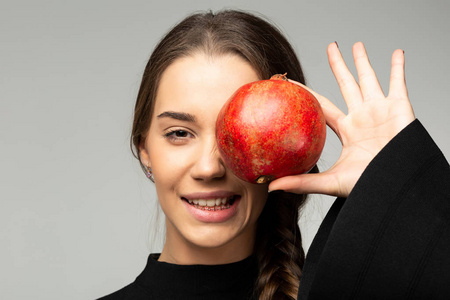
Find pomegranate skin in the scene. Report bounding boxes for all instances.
[216,75,326,184]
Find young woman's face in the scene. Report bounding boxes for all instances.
[140,53,268,264]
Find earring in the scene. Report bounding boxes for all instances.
[146,163,154,182]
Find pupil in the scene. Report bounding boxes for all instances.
[176,130,187,137]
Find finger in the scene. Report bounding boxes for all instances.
[268,172,341,197]
[288,79,345,135]
[353,42,385,101]
[327,42,363,112]
[388,49,408,99]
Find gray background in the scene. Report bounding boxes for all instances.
[1,0,449,299]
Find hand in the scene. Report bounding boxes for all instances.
[268,42,415,197]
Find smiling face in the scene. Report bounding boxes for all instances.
[139,53,268,265]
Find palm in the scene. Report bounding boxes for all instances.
[269,42,415,197]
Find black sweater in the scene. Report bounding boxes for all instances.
[298,119,450,299]
[99,120,450,299]
[99,254,258,299]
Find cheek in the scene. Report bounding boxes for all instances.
[147,135,173,184]
[148,144,183,212]
[149,149,178,185]
[247,184,269,219]
[147,136,194,188]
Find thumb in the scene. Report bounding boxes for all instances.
[268,172,340,197]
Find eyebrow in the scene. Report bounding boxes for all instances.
[156,111,197,122]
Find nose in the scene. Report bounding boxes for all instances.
[190,138,226,181]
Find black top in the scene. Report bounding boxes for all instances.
[98,254,258,300]
[99,120,450,299]
[299,120,450,299]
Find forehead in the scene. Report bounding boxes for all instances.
[153,53,260,119]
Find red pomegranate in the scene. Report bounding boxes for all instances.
[216,74,326,184]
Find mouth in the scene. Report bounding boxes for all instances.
[181,195,238,211]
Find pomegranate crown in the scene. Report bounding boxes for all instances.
[270,73,288,81]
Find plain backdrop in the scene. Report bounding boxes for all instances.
[1,0,449,299]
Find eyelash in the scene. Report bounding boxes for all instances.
[163,129,193,144]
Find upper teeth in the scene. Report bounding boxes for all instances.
[188,198,229,207]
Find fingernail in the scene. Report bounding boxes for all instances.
[335,41,339,48]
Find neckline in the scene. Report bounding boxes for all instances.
[134,253,258,299]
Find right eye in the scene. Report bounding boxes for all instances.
[163,129,194,144]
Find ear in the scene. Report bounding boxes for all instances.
[138,140,151,168]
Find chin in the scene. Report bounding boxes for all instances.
[165,212,257,262]
[187,225,246,248]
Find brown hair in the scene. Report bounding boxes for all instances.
[131,10,311,300]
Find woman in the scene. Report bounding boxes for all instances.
[100,10,450,300]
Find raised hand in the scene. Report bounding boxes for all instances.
[268,42,415,197]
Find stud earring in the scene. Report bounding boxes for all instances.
[146,163,154,182]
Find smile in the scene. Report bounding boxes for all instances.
[183,196,237,211]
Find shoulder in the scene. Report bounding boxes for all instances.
[97,254,161,300]
[97,282,151,300]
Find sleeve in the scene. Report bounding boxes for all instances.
[298,119,450,300]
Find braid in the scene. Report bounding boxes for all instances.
[254,165,319,299]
